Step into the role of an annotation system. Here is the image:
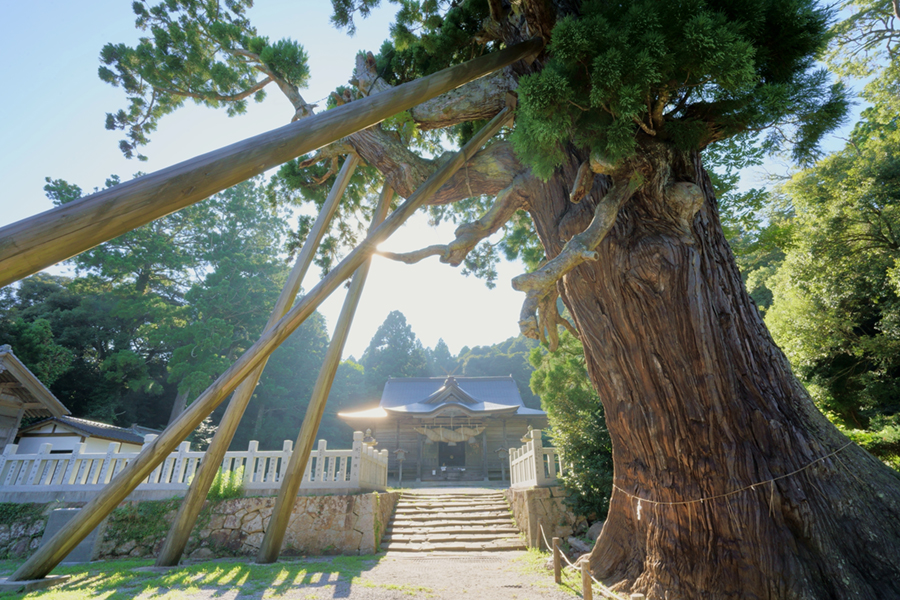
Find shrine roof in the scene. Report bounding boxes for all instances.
[338,375,547,419]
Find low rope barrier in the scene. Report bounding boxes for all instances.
[539,522,628,600]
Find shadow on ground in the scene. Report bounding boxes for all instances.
[0,555,386,599]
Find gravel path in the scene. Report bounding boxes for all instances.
[336,551,574,599]
[114,551,577,600]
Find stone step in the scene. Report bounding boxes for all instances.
[395,505,509,514]
[402,493,506,499]
[396,497,506,504]
[401,493,506,498]
[386,525,519,535]
[383,532,522,543]
[389,518,515,529]
[397,496,506,502]
[391,513,513,522]
[382,491,522,554]
[381,539,526,552]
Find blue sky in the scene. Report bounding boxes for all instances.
[0,0,527,359]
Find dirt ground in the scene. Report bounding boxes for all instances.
[335,551,576,599]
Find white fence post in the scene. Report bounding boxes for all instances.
[349,431,363,488]
[98,442,121,485]
[278,440,292,482]
[0,433,388,499]
[508,429,564,489]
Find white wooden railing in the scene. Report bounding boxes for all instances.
[509,428,567,488]
[0,430,387,499]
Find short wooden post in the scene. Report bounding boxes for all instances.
[630,595,646,600]
[553,537,562,584]
[581,562,593,600]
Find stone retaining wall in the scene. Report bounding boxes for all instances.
[0,492,399,560]
[505,486,579,549]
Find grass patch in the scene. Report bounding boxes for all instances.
[0,555,385,599]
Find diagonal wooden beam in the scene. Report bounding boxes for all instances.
[256,183,393,564]
[0,38,542,289]
[154,154,361,567]
[9,106,514,582]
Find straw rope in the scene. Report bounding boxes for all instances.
[612,442,854,508]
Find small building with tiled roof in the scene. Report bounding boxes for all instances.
[338,375,547,482]
[15,416,161,454]
[0,346,71,449]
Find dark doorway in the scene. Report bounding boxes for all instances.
[438,442,465,467]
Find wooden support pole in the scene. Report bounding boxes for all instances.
[256,184,393,563]
[582,563,593,600]
[553,537,562,584]
[9,106,514,583]
[0,38,542,289]
[154,155,360,567]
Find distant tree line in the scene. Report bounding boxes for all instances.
[0,176,541,451]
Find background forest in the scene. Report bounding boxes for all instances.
[0,0,897,525]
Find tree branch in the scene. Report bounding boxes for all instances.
[156,77,272,103]
[377,173,533,266]
[512,172,643,341]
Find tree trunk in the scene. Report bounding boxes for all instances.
[167,389,189,426]
[527,143,900,599]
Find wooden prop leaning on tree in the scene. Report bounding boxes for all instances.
[0,38,541,289]
[154,155,362,567]
[257,183,394,564]
[8,106,515,583]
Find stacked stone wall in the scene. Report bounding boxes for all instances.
[505,486,579,548]
[0,492,399,561]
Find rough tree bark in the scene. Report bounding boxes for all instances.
[302,5,900,598]
[525,144,900,598]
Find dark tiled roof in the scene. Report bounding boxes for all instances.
[19,416,161,445]
[0,346,70,419]
[378,376,546,417]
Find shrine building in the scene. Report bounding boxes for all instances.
[338,375,547,482]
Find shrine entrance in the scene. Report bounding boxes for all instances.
[438,442,466,467]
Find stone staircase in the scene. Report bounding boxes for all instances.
[381,489,525,552]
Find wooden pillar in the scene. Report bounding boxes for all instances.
[154,156,360,567]
[416,432,423,482]
[0,39,542,289]
[482,428,488,481]
[256,184,392,563]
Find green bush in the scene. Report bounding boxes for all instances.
[207,466,245,502]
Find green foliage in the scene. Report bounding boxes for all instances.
[207,467,245,502]
[105,498,181,549]
[765,112,900,468]
[529,331,613,519]
[361,311,430,394]
[100,0,309,159]
[826,0,900,122]
[456,335,540,408]
[512,0,848,179]
[0,503,45,528]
